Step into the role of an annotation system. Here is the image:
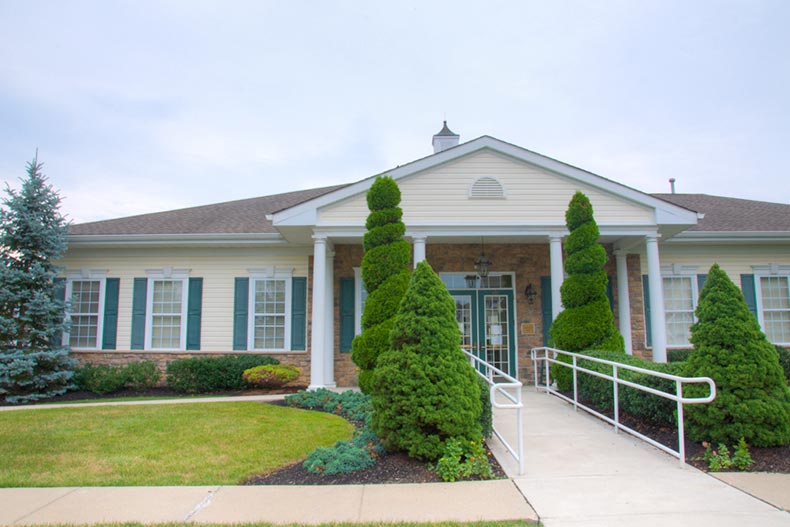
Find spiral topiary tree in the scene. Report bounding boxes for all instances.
[372,260,482,461]
[351,176,411,394]
[684,264,790,447]
[549,191,624,390]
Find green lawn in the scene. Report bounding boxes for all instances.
[0,402,353,487]
[27,523,537,527]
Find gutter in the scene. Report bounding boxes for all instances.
[66,232,287,248]
[664,231,790,244]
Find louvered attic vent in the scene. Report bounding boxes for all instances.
[469,177,506,199]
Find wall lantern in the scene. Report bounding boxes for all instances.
[474,239,492,278]
[524,283,537,304]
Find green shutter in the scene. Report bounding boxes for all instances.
[291,277,307,351]
[642,275,652,347]
[697,274,708,294]
[339,278,355,352]
[233,278,249,350]
[186,277,203,350]
[131,278,147,350]
[52,277,66,347]
[606,275,614,313]
[102,278,120,350]
[541,276,552,346]
[741,274,758,320]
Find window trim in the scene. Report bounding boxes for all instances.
[753,265,790,346]
[661,265,699,349]
[145,268,190,351]
[247,268,293,352]
[64,269,107,350]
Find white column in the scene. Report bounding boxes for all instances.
[646,235,667,363]
[324,248,336,387]
[412,235,427,267]
[549,234,564,320]
[309,235,327,389]
[615,250,633,355]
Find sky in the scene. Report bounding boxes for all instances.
[1,1,789,224]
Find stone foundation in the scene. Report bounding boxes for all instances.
[71,351,312,386]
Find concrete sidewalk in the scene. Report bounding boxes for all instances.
[490,389,790,527]
[0,481,536,525]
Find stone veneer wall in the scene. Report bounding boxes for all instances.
[71,351,312,387]
[333,245,364,386]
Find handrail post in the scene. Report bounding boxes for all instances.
[677,379,686,466]
[613,365,620,433]
[572,355,578,411]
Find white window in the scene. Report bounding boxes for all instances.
[66,279,104,349]
[663,276,697,347]
[754,268,790,345]
[64,269,107,350]
[148,279,187,350]
[248,268,293,351]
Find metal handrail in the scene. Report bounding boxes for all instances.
[530,346,716,466]
[462,349,524,475]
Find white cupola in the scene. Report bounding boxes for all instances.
[432,121,460,153]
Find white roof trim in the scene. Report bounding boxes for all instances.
[67,233,286,248]
[271,135,698,228]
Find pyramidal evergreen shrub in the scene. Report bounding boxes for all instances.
[371,261,482,461]
[684,264,790,447]
[0,157,76,403]
[351,176,411,393]
[549,191,624,390]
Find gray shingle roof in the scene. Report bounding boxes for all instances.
[653,193,790,232]
[68,184,346,235]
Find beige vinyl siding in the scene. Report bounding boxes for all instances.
[640,244,790,287]
[58,246,310,352]
[319,150,654,225]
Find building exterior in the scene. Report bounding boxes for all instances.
[61,124,790,388]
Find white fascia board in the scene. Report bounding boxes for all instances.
[272,135,697,228]
[67,233,286,248]
[663,231,790,244]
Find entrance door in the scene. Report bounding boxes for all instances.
[451,289,516,377]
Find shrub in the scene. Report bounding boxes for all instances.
[123,361,161,391]
[668,349,692,362]
[285,388,373,423]
[433,437,493,482]
[243,364,299,389]
[476,375,493,439]
[549,192,624,391]
[567,350,683,426]
[372,261,482,461]
[351,176,411,393]
[303,428,385,475]
[73,364,128,395]
[777,345,790,386]
[287,389,384,476]
[684,264,790,447]
[166,355,279,394]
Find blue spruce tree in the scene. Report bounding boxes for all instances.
[0,156,76,403]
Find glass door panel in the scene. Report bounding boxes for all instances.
[482,294,511,375]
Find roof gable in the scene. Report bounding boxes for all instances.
[272,136,699,229]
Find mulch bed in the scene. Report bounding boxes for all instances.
[599,407,790,473]
[245,442,507,486]
[0,386,308,406]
